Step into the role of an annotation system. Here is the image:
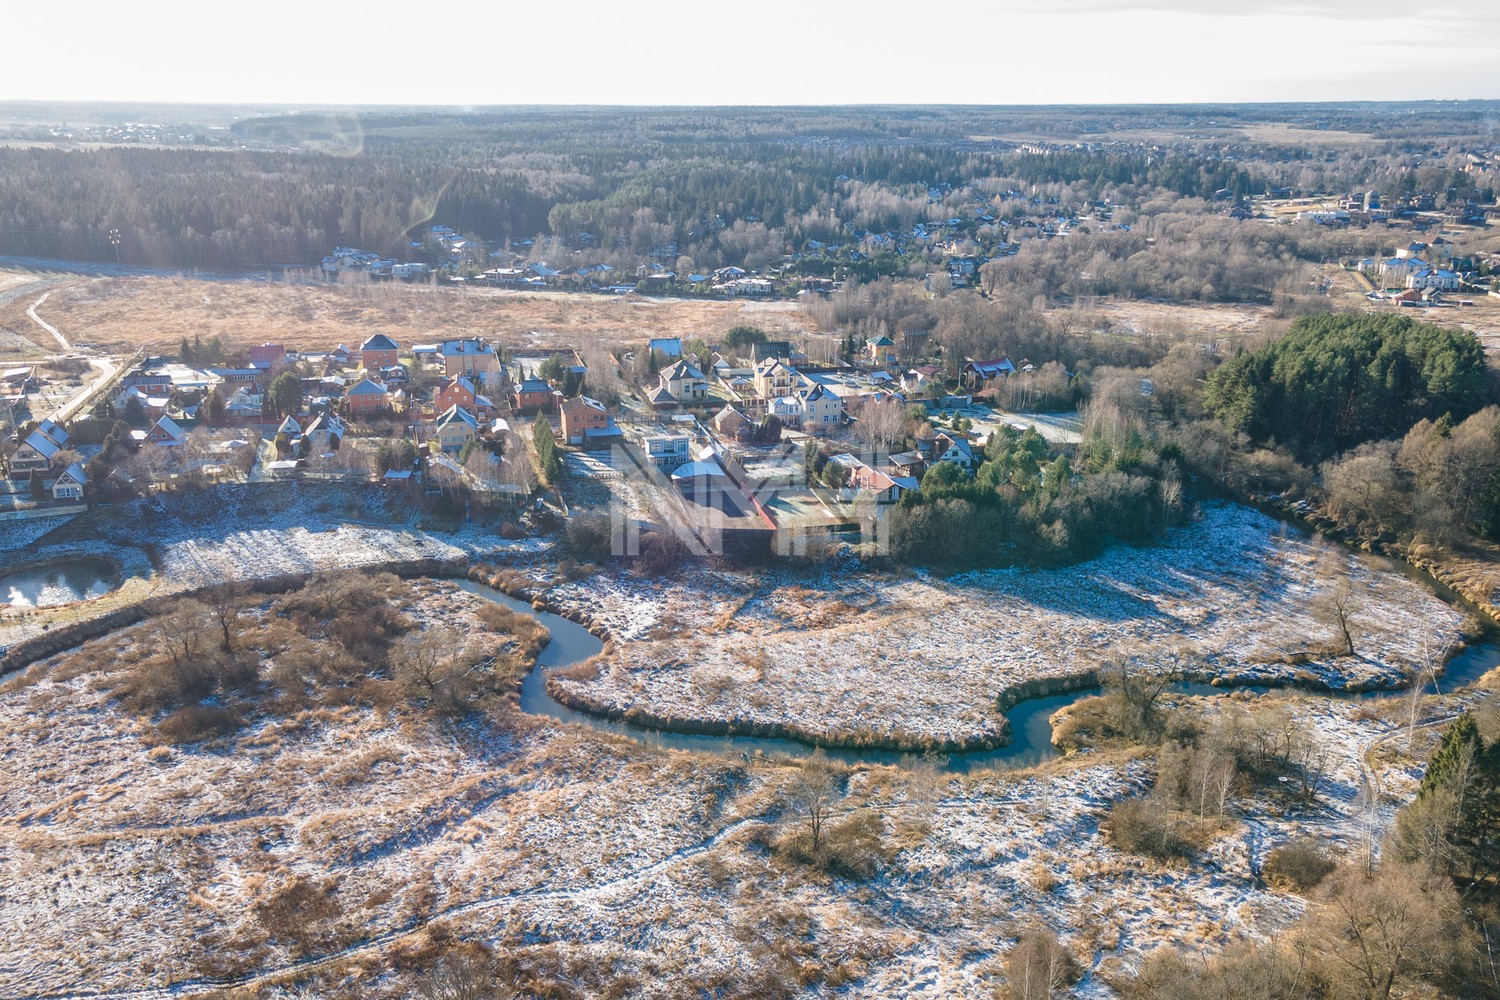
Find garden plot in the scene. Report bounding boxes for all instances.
[546,504,1467,751]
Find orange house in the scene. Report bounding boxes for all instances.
[359,334,400,371]
[434,376,493,419]
[344,377,391,416]
[560,395,610,444]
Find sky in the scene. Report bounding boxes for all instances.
[2,0,1498,107]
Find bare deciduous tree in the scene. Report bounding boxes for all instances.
[1004,927,1080,1000]
[785,749,840,852]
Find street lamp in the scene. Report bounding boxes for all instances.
[108,228,121,265]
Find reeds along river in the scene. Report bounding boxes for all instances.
[456,579,1500,775]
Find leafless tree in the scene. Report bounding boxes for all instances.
[854,398,908,456]
[1313,561,1362,657]
[1004,927,1079,1000]
[1315,862,1468,1000]
[785,749,840,852]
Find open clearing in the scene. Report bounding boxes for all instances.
[0,275,820,356]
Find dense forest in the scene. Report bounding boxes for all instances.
[0,103,1494,270]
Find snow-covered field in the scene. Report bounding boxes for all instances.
[0,484,548,651]
[544,504,1467,750]
[0,573,1480,998]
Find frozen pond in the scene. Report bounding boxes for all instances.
[0,558,117,608]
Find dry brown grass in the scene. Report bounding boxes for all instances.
[0,275,819,355]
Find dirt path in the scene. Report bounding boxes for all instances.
[26,291,69,351]
[16,811,775,1000]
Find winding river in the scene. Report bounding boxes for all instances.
[456,579,1500,773]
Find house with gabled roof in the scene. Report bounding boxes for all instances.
[35,419,69,450]
[661,359,708,401]
[513,376,559,413]
[51,462,86,501]
[9,427,61,479]
[867,334,898,370]
[145,414,187,447]
[754,358,797,399]
[646,384,679,411]
[434,405,480,454]
[712,404,753,441]
[963,357,1015,390]
[344,378,391,416]
[435,376,494,419]
[798,384,844,427]
[439,339,498,379]
[560,395,616,445]
[359,334,400,371]
[925,432,975,472]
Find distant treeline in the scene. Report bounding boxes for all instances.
[1,103,1495,271]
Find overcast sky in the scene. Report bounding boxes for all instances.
[4,0,1497,107]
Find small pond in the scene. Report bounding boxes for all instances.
[0,558,118,608]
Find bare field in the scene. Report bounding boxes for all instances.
[0,276,821,355]
[1083,298,1281,346]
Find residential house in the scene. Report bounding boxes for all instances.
[51,463,86,500]
[303,412,345,452]
[560,395,614,445]
[888,451,927,479]
[145,414,187,447]
[712,404,753,441]
[645,384,679,411]
[9,427,62,479]
[828,454,909,504]
[867,334,899,371]
[434,376,494,419]
[751,341,801,364]
[35,419,68,449]
[754,358,797,399]
[797,384,844,427]
[439,339,498,380]
[767,394,802,424]
[344,378,391,416]
[224,386,263,421]
[963,357,1016,391]
[902,365,941,394]
[1408,269,1461,291]
[1378,256,1426,285]
[359,334,400,371]
[434,405,480,454]
[642,434,692,471]
[925,432,975,472]
[249,342,289,371]
[513,376,559,413]
[661,359,709,402]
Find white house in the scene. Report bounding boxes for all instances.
[927,432,976,472]
[1407,269,1461,292]
[642,434,692,471]
[51,463,86,501]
